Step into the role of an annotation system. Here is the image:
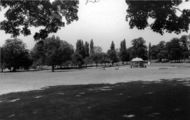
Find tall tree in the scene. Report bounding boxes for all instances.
[119,39,129,63]
[76,39,85,58]
[72,52,84,68]
[166,38,183,62]
[148,42,152,62]
[156,41,168,62]
[180,35,190,60]
[84,41,90,57]
[110,41,115,50]
[150,45,159,60]
[2,38,32,72]
[131,37,147,60]
[32,35,74,72]
[92,46,103,67]
[0,0,79,40]
[90,39,94,56]
[0,47,5,72]
[31,41,46,67]
[107,41,118,65]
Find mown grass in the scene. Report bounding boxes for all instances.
[0,78,190,120]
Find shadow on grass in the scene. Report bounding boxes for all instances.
[0,78,190,120]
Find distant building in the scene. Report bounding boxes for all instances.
[130,57,146,68]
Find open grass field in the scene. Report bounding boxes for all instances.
[0,63,190,120]
[0,63,190,95]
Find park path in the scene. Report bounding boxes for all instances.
[0,64,190,95]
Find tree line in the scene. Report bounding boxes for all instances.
[0,34,190,72]
[150,35,190,62]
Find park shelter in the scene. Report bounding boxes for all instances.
[130,57,146,68]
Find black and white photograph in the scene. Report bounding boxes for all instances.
[0,0,190,119]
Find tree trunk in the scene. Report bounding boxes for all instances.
[52,65,55,72]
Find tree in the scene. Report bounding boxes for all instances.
[150,45,159,60]
[119,39,129,63]
[180,35,190,60]
[90,39,94,56]
[94,46,103,54]
[2,38,32,72]
[31,41,46,67]
[107,41,118,65]
[110,41,115,50]
[84,56,93,67]
[126,0,190,35]
[131,37,147,60]
[72,52,84,68]
[91,46,103,67]
[148,42,152,62]
[84,41,90,57]
[32,35,74,72]
[0,0,79,40]
[0,47,5,72]
[157,49,168,62]
[76,39,85,58]
[154,41,168,62]
[166,38,183,62]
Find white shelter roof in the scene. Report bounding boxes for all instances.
[131,57,144,62]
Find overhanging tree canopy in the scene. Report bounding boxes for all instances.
[126,0,190,34]
[0,0,190,40]
[0,0,79,40]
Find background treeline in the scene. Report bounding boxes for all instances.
[0,34,190,72]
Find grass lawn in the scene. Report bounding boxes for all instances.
[0,78,190,120]
[1,63,190,95]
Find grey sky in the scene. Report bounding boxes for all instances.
[0,0,190,51]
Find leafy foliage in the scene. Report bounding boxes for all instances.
[119,39,129,63]
[84,41,90,57]
[126,0,190,34]
[156,41,168,62]
[31,41,46,67]
[1,0,189,40]
[32,35,74,71]
[1,38,32,71]
[0,0,79,40]
[180,35,190,59]
[72,52,84,68]
[107,41,119,64]
[0,47,5,72]
[90,39,94,56]
[130,37,147,60]
[76,39,86,58]
[166,38,183,61]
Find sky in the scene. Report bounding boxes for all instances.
[0,0,190,52]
